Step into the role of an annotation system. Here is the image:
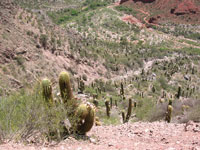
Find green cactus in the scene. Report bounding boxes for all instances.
[125,99,132,122]
[41,78,53,105]
[168,99,173,106]
[79,79,85,94]
[176,86,181,99]
[165,105,173,123]
[59,71,73,103]
[105,99,110,118]
[110,97,113,109]
[75,103,95,135]
[122,110,125,123]
[120,82,124,96]
[122,99,133,123]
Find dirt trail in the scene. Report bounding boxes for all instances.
[0,121,200,150]
[112,55,176,81]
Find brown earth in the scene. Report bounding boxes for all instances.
[0,121,200,150]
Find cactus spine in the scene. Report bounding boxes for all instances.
[59,71,73,103]
[41,78,53,105]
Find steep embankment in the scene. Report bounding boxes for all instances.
[0,0,107,95]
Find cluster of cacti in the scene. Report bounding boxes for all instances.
[165,99,173,123]
[41,71,95,136]
[122,99,133,123]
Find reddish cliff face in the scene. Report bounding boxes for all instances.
[173,0,199,15]
[120,0,155,4]
[119,0,200,24]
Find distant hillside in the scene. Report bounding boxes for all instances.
[120,0,200,24]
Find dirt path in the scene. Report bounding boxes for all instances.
[0,121,200,150]
[112,54,177,81]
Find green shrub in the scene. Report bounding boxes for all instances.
[0,85,68,142]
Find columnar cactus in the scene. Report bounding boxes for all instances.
[122,99,132,123]
[176,86,181,99]
[122,111,125,123]
[165,99,173,123]
[125,99,132,122]
[110,97,113,109]
[59,71,73,103]
[120,82,124,97]
[165,105,173,123]
[105,99,110,117]
[41,78,53,105]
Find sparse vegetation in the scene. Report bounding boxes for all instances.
[0,0,200,146]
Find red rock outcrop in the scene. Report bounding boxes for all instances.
[120,0,129,4]
[173,0,199,15]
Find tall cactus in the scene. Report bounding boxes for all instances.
[176,86,181,99]
[120,82,124,98]
[122,99,132,123]
[165,99,173,123]
[59,71,73,103]
[41,78,53,105]
[165,105,173,123]
[125,99,132,122]
[105,99,110,118]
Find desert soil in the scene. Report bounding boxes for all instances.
[0,121,200,150]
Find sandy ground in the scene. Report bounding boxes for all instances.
[0,121,200,150]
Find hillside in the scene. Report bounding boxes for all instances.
[0,0,200,149]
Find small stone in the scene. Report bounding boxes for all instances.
[89,138,96,144]
[108,143,113,147]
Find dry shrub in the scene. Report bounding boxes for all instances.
[0,85,69,143]
[178,99,200,123]
[148,102,168,122]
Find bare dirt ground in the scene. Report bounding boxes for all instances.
[0,121,200,150]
